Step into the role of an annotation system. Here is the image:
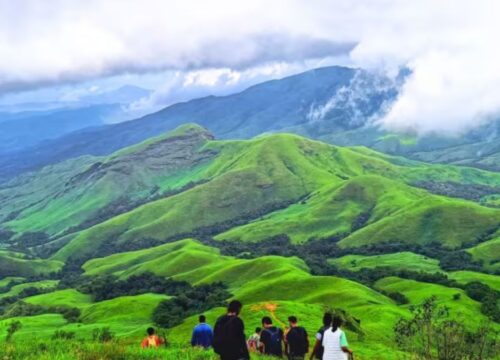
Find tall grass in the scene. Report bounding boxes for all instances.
[0,340,275,360]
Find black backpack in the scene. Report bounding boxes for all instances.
[263,327,282,355]
[213,316,236,355]
[288,327,308,355]
[314,327,327,359]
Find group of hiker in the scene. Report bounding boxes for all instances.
[141,299,354,360]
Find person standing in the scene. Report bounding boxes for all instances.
[213,300,250,360]
[322,315,353,360]
[310,313,332,360]
[191,315,213,349]
[285,316,309,360]
[259,316,284,357]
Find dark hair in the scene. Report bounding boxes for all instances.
[332,315,343,332]
[255,327,262,333]
[227,300,243,314]
[147,327,155,336]
[262,316,272,325]
[323,312,333,327]
[199,315,206,323]
[288,316,298,324]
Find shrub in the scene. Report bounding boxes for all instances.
[92,327,114,343]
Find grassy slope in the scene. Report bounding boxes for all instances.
[24,289,92,308]
[0,280,58,299]
[0,252,63,277]
[54,134,500,261]
[329,252,442,273]
[448,271,500,290]
[81,239,407,357]
[0,124,214,236]
[215,174,500,249]
[375,277,495,329]
[468,237,500,272]
[329,252,499,290]
[0,277,24,287]
[2,292,170,341]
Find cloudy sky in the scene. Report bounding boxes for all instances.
[1,0,499,134]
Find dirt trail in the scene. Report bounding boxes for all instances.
[250,302,287,329]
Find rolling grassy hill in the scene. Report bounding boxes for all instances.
[1,124,499,359]
[4,125,490,261]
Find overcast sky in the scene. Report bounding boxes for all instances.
[1,0,499,135]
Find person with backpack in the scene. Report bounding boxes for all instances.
[140,327,163,348]
[247,327,262,352]
[322,315,353,360]
[191,315,213,349]
[259,316,284,357]
[310,313,332,360]
[213,300,250,360]
[285,316,309,360]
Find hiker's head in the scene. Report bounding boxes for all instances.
[227,300,243,315]
[199,315,206,323]
[323,312,333,327]
[255,327,262,334]
[262,316,273,327]
[288,315,298,326]
[332,315,343,331]
[147,327,155,336]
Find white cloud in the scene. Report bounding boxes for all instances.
[1,0,500,135]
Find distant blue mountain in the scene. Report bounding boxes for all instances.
[0,66,398,180]
[0,85,152,154]
[0,105,119,153]
[5,65,500,181]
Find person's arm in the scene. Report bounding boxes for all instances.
[141,338,148,349]
[304,329,310,353]
[191,328,196,347]
[208,327,214,346]
[283,329,288,355]
[309,332,321,360]
[340,331,353,355]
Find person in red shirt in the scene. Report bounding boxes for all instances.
[141,327,163,348]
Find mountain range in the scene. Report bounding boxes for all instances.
[3,66,500,184]
[0,68,499,359]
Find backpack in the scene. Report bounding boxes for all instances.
[288,327,308,355]
[213,316,236,355]
[263,327,282,355]
[314,327,327,359]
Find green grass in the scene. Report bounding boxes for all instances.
[448,271,500,291]
[1,125,500,359]
[0,252,63,277]
[0,280,58,299]
[329,252,442,273]
[81,239,407,358]
[24,289,92,308]
[374,277,496,329]
[0,276,24,288]
[468,237,500,272]
[0,340,283,360]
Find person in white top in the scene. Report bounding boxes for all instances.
[321,315,353,360]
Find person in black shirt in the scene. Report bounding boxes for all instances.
[309,312,333,360]
[213,300,250,360]
[285,316,309,360]
[259,316,284,357]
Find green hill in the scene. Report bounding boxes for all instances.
[1,125,499,358]
[44,128,500,261]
